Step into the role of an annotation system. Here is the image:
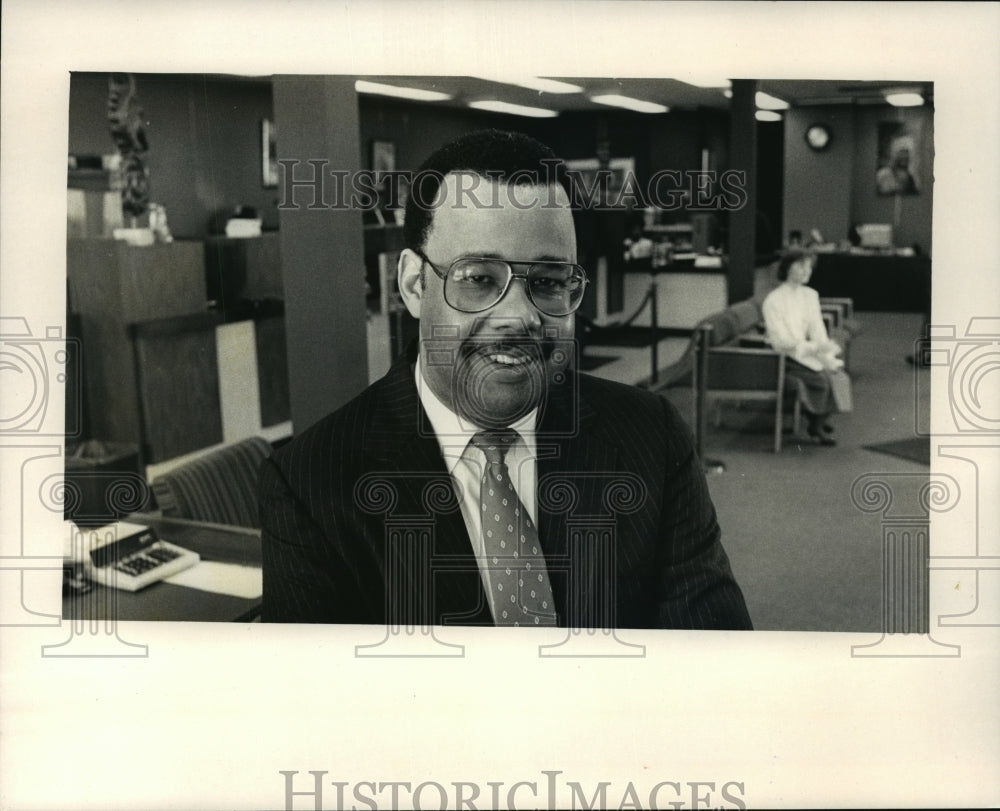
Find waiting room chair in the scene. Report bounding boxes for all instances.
[150,436,272,529]
[698,343,801,453]
[820,296,860,371]
[659,295,844,452]
[686,302,803,453]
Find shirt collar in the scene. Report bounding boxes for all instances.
[415,355,537,474]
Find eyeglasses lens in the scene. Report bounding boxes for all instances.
[445,259,585,316]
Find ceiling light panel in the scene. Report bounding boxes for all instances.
[590,94,669,114]
[680,77,732,89]
[474,76,583,94]
[354,80,452,102]
[468,100,559,118]
[884,92,924,107]
[755,91,789,110]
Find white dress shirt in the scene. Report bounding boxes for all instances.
[414,357,537,621]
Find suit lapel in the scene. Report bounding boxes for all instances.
[536,373,617,627]
[366,353,493,625]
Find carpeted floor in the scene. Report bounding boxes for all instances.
[579,354,618,371]
[586,325,690,347]
[646,309,930,632]
[862,436,930,466]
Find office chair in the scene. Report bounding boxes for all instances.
[150,436,272,529]
[129,312,225,463]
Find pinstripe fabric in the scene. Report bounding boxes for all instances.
[259,348,752,629]
[151,436,271,529]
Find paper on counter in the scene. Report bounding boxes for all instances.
[164,561,262,599]
[693,254,723,268]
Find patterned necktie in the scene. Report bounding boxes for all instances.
[471,429,557,626]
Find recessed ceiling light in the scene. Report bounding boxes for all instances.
[884,92,924,107]
[354,80,452,102]
[590,94,669,114]
[468,100,558,118]
[755,91,789,111]
[475,76,582,94]
[755,110,782,122]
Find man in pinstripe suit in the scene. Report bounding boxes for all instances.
[259,130,751,629]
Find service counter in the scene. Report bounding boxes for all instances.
[615,255,728,329]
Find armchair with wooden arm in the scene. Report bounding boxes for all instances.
[693,324,801,453]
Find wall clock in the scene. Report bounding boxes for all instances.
[805,123,832,152]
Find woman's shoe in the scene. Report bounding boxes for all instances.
[807,428,836,446]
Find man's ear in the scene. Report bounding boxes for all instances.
[397,249,424,319]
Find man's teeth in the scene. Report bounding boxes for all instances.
[488,352,530,366]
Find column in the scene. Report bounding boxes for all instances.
[727,79,757,305]
[273,76,369,433]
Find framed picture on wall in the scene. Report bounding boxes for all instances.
[876,121,920,196]
[261,118,278,188]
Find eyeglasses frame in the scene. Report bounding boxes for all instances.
[412,249,589,317]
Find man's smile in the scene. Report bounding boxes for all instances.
[486,351,531,367]
[463,339,548,380]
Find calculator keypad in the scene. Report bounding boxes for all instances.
[114,544,182,576]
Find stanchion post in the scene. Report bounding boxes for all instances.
[694,322,726,474]
[694,323,709,458]
[649,277,658,385]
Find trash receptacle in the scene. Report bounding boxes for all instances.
[64,440,150,526]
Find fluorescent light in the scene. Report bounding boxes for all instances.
[755,110,782,122]
[681,77,732,89]
[475,76,582,94]
[354,80,452,102]
[884,92,924,107]
[755,91,789,110]
[468,100,558,118]
[590,94,669,114]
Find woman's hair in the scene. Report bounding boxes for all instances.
[777,249,814,281]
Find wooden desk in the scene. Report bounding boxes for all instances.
[63,515,262,622]
[811,252,931,313]
[67,239,207,449]
[204,233,283,317]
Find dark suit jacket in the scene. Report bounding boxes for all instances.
[259,349,752,629]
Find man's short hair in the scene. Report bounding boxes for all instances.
[403,129,571,253]
[777,249,814,281]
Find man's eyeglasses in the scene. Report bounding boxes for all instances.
[415,251,589,317]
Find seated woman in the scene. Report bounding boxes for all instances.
[762,250,846,446]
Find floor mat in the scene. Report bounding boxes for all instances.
[862,436,930,466]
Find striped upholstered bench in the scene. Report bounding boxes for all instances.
[150,436,272,529]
